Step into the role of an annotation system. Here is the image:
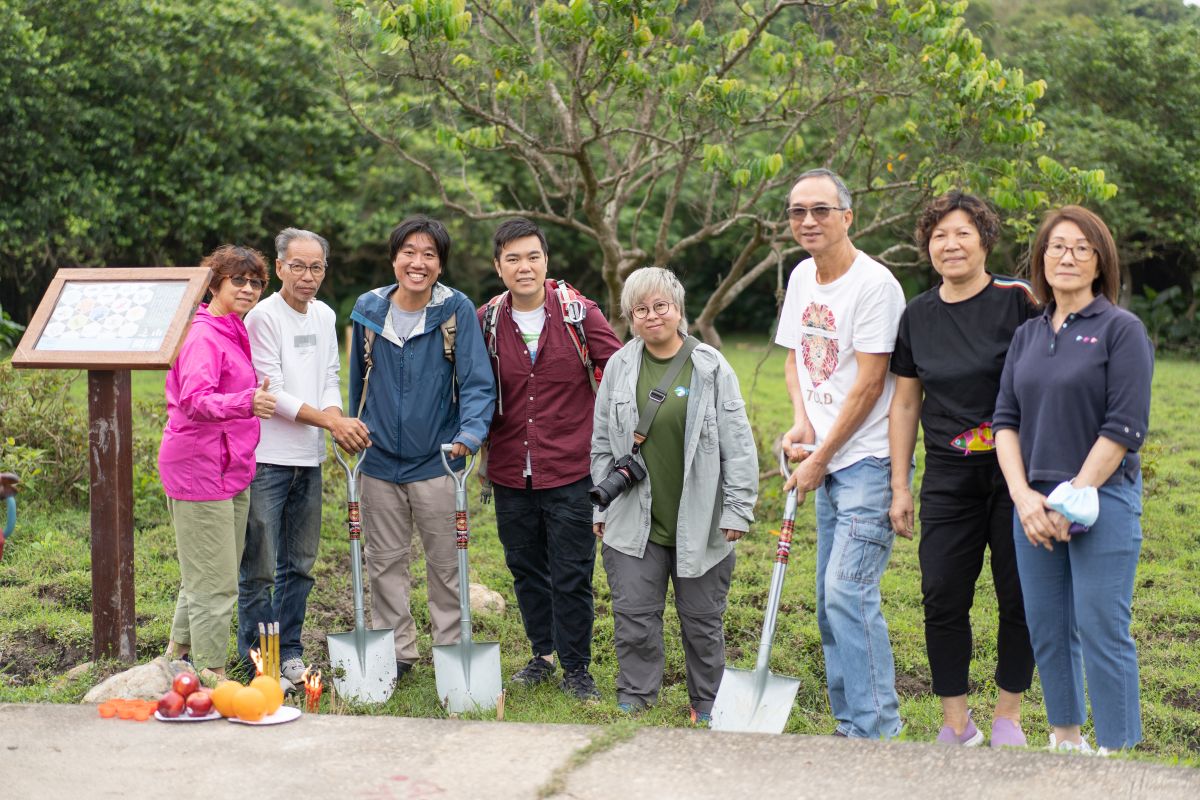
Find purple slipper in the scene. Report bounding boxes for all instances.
[990,717,1027,748]
[936,711,984,746]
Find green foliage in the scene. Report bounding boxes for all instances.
[0,305,25,349]
[1005,9,1200,272]
[0,363,89,503]
[337,0,1115,340]
[1130,280,1200,354]
[0,0,374,318]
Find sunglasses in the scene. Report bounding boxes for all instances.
[229,275,266,291]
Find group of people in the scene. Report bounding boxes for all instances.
[155,166,1153,754]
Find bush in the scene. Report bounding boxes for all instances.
[1130,279,1200,355]
[0,363,88,504]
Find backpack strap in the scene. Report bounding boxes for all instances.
[551,280,599,393]
[441,311,458,404]
[357,328,376,419]
[481,293,507,416]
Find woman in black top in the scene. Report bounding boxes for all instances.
[889,192,1039,747]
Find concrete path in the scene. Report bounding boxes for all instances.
[1,703,1197,799]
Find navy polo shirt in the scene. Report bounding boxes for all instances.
[993,294,1153,486]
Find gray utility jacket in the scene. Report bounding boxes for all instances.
[590,337,759,578]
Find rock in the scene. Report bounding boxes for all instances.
[55,662,94,687]
[82,657,194,703]
[469,582,506,616]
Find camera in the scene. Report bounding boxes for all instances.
[589,454,647,510]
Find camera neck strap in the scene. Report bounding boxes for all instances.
[631,336,699,454]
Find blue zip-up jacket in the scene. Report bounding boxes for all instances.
[349,282,495,484]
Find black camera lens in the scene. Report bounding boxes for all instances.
[588,455,646,510]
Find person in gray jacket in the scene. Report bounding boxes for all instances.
[590,267,759,725]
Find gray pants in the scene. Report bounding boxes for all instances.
[602,542,734,713]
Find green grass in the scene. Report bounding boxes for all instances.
[1,338,1198,765]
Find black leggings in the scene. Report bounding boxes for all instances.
[918,459,1034,697]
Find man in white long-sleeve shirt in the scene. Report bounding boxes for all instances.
[238,228,370,683]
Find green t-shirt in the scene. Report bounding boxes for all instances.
[636,349,693,548]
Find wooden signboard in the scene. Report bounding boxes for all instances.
[12,267,212,662]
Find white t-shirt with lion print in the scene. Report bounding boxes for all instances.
[775,251,904,474]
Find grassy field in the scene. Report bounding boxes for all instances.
[1,337,1197,765]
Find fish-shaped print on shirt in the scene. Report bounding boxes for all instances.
[950,421,995,454]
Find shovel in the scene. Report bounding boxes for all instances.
[711,450,805,733]
[433,444,502,713]
[327,445,398,704]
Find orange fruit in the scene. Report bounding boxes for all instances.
[232,687,267,722]
[249,676,283,715]
[211,680,243,718]
[98,703,116,718]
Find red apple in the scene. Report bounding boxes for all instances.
[185,691,213,717]
[157,690,185,718]
[172,672,200,698]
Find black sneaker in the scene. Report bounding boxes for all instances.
[510,656,556,687]
[396,660,414,680]
[560,667,601,702]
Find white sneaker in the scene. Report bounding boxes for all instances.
[280,657,308,684]
[1048,733,1095,754]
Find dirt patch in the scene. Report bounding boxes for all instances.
[1165,688,1200,713]
[0,628,89,686]
[894,671,932,697]
[36,581,92,613]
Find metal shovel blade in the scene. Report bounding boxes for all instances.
[327,627,398,705]
[433,638,502,713]
[710,665,801,733]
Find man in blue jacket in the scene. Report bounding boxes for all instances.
[349,215,495,680]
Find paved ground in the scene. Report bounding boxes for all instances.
[2,703,1197,799]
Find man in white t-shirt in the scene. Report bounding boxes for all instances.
[238,228,370,684]
[775,169,905,739]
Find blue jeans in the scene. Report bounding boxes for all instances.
[237,464,322,661]
[815,455,902,739]
[1014,475,1143,749]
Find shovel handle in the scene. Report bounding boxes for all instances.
[439,443,477,488]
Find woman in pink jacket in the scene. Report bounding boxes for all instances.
[161,245,276,679]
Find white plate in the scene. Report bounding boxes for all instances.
[226,705,302,726]
[154,708,222,722]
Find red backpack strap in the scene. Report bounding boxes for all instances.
[551,280,599,393]
[481,292,507,415]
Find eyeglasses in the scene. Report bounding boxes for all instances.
[1045,243,1096,261]
[785,205,847,222]
[229,275,266,291]
[631,300,675,319]
[284,261,326,276]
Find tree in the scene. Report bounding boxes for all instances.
[998,7,1200,309]
[336,0,1113,343]
[0,0,371,320]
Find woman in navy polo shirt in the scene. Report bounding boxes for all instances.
[889,192,1038,749]
[994,206,1153,755]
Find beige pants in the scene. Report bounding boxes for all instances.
[168,489,250,670]
[360,474,462,662]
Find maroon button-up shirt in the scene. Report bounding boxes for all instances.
[477,281,623,490]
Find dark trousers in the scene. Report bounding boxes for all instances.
[918,459,1034,697]
[493,476,596,671]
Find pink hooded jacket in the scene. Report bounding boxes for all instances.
[158,304,260,501]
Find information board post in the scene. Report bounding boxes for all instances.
[12,268,211,662]
[88,370,136,660]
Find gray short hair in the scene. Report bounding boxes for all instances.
[621,267,688,336]
[275,228,330,263]
[791,168,852,210]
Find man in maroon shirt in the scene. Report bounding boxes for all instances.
[478,218,622,701]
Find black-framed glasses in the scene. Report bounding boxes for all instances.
[284,261,327,276]
[785,204,847,221]
[1045,243,1095,261]
[229,275,266,291]
[631,300,675,319]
